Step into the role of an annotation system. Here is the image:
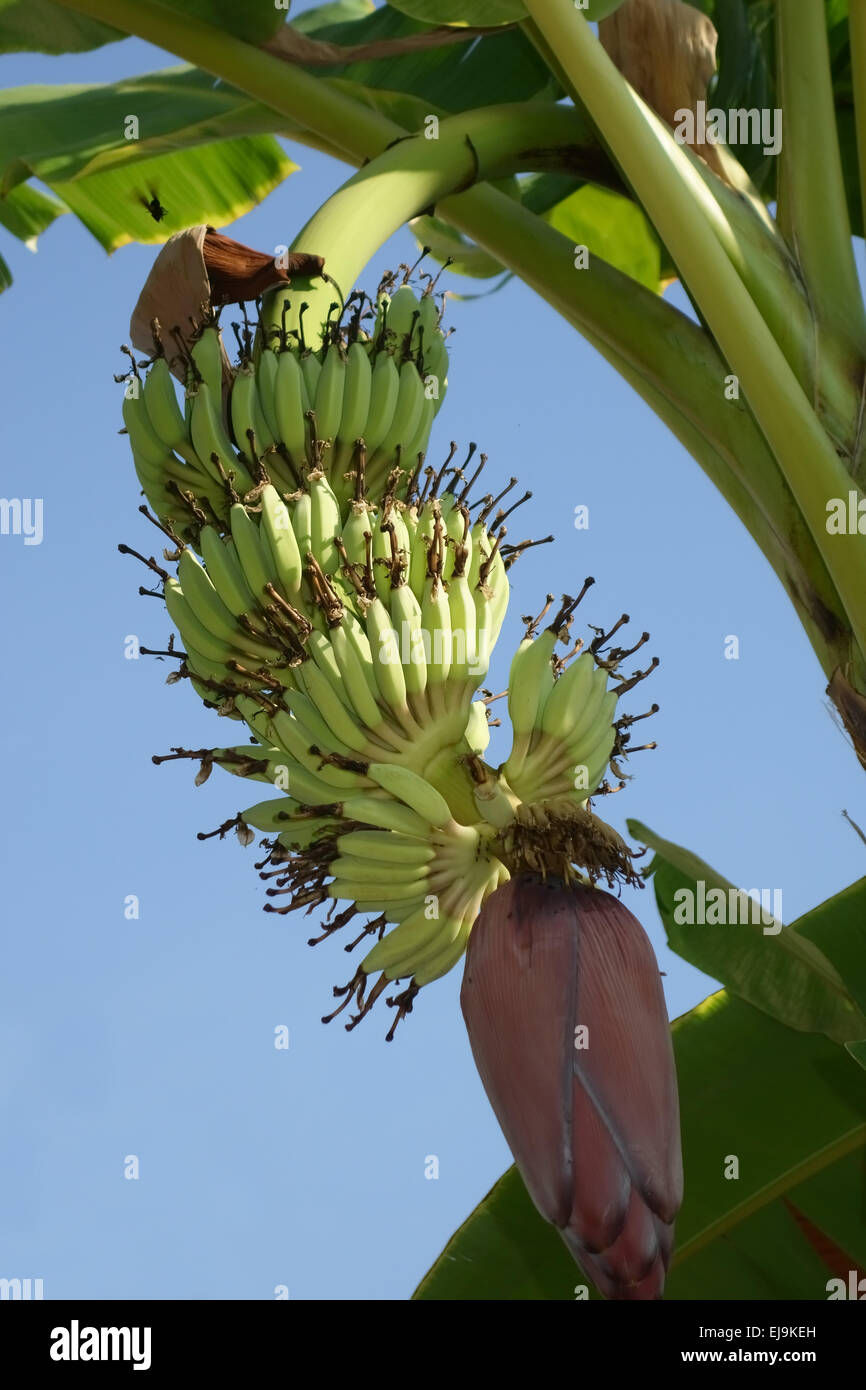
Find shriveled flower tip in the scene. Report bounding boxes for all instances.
[601,0,722,175]
[202,228,324,307]
[129,225,325,369]
[460,874,683,1300]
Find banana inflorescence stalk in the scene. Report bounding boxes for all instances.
[123,258,658,1038]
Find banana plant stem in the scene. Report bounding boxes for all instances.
[439,185,852,680]
[521,0,866,664]
[776,0,866,353]
[270,103,608,339]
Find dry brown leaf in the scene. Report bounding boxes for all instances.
[600,0,724,177]
[264,23,511,67]
[129,226,324,384]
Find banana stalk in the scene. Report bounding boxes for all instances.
[521,0,866,673]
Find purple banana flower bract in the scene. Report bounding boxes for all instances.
[461,874,683,1299]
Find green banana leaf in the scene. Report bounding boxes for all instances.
[51,137,296,251]
[0,0,284,53]
[0,182,66,243]
[628,820,866,1040]
[384,1,526,26]
[0,181,67,289]
[0,72,298,253]
[408,214,506,278]
[295,2,558,110]
[290,0,373,32]
[150,0,288,44]
[0,69,301,191]
[415,877,866,1298]
[0,0,120,53]
[544,184,665,293]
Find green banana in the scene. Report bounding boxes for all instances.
[328,873,430,906]
[189,381,255,494]
[177,549,280,662]
[366,763,452,828]
[505,628,557,772]
[421,573,452,691]
[230,502,277,603]
[255,347,281,440]
[329,621,386,731]
[231,363,274,465]
[364,352,400,455]
[198,527,257,617]
[361,902,451,977]
[190,326,224,399]
[142,356,195,463]
[340,794,433,838]
[164,577,243,667]
[278,687,356,761]
[369,360,424,473]
[384,284,421,351]
[340,501,374,569]
[329,855,431,885]
[446,571,478,691]
[122,388,174,470]
[260,483,303,599]
[314,342,347,446]
[390,579,427,698]
[274,349,310,468]
[337,830,434,862]
[239,798,305,831]
[295,659,373,756]
[264,756,353,807]
[309,470,341,576]
[363,595,409,720]
[290,490,313,565]
[300,350,322,407]
[335,341,372,468]
[463,700,490,755]
[566,667,615,752]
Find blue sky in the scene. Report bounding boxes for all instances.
[2,20,865,1301]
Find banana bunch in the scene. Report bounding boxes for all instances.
[127,266,656,1037]
[250,764,509,990]
[158,452,509,756]
[131,338,516,1029]
[120,281,450,542]
[471,590,659,860]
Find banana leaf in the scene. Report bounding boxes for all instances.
[0,0,120,53]
[293,1,558,110]
[0,182,65,243]
[544,183,665,292]
[51,137,295,251]
[384,1,526,25]
[0,0,284,53]
[628,820,866,1039]
[0,72,298,253]
[0,69,301,190]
